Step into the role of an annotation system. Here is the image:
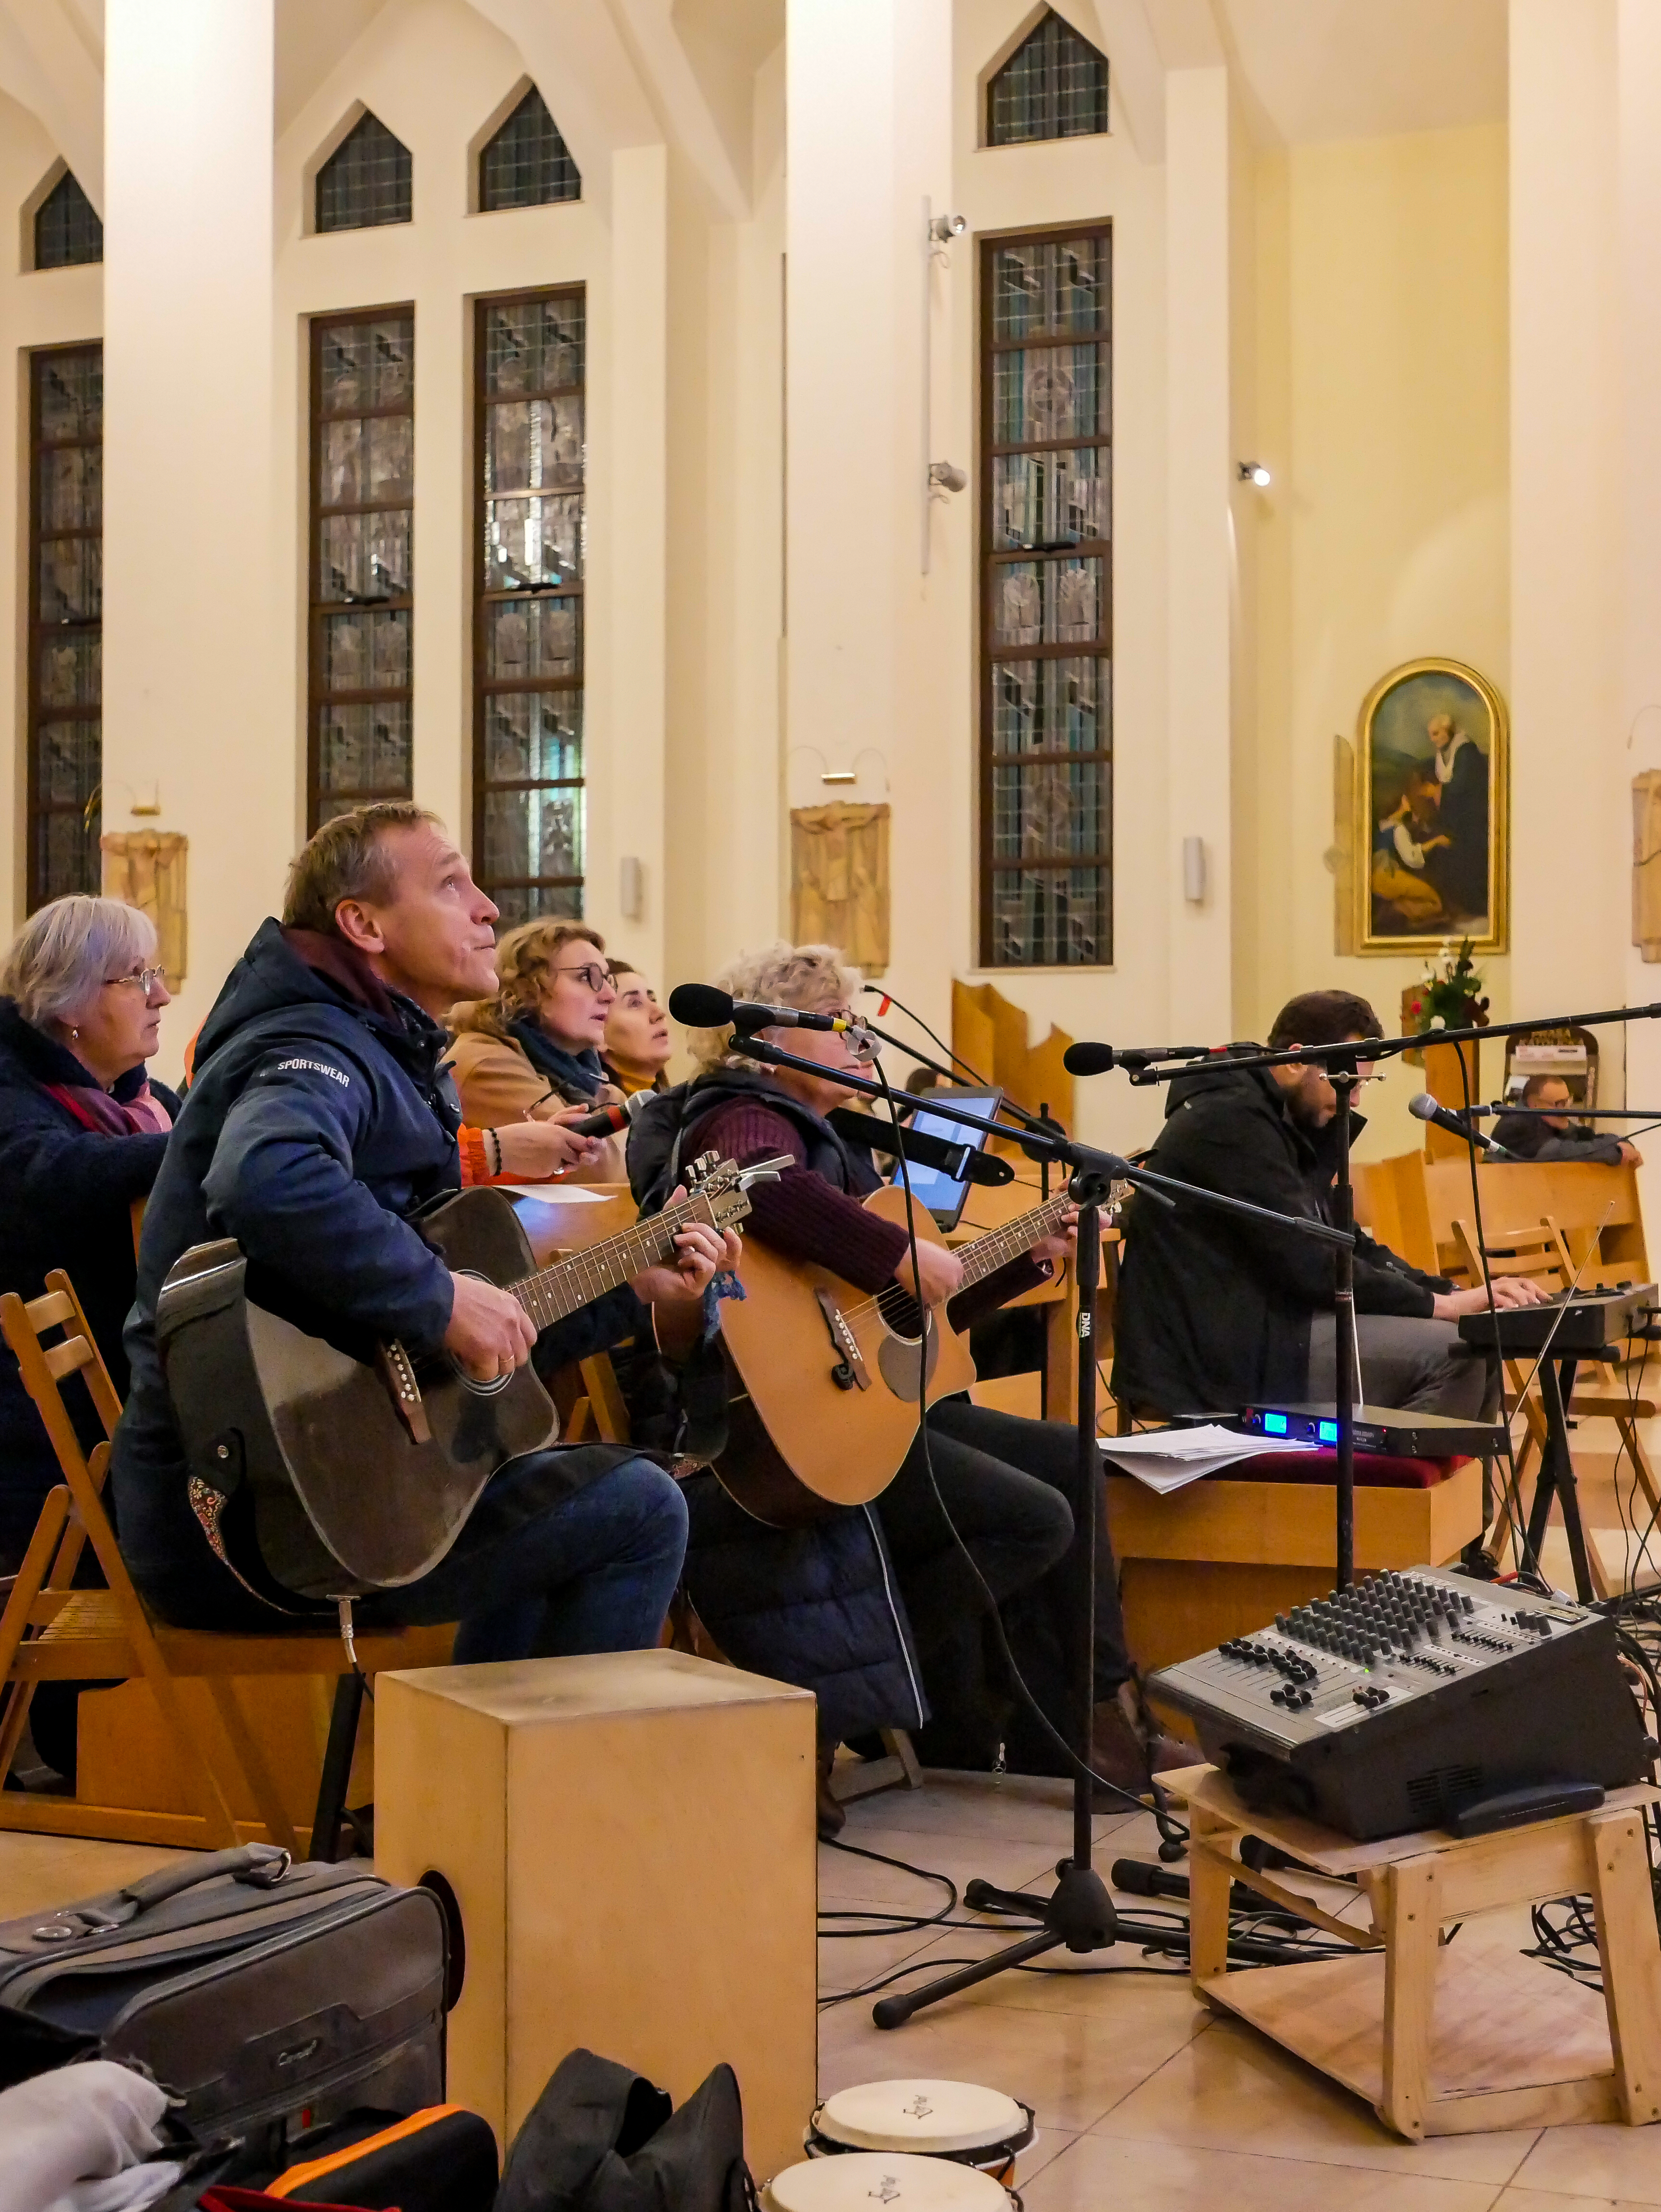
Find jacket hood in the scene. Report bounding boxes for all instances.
[191,917,448,1078]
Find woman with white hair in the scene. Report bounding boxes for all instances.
[0,896,176,1571]
[631,940,1182,1832]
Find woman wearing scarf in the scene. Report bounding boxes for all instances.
[445,920,628,1184]
[0,896,177,1572]
[603,961,673,1096]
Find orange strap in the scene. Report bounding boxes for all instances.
[265,2105,470,2198]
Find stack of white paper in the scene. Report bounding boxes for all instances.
[1098,1422,1317,1495]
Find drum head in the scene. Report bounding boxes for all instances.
[813,2079,1030,2157]
[766,2153,1010,2209]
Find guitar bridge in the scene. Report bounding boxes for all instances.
[814,1289,870,1393]
[375,1340,432,1444]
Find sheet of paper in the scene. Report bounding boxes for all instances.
[1098,1421,1316,1494]
[503,1184,612,1204]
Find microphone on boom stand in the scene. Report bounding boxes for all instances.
[1407,1092,1516,1158]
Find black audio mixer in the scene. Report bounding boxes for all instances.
[1147,1566,1651,1840]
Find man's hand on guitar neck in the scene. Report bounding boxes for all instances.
[444,1271,538,1382]
[1030,1203,1080,1269]
[629,1184,744,1306]
[896,1240,965,1309]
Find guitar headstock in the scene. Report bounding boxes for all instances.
[678,1152,793,1229]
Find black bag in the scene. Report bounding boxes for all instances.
[0,1844,447,2172]
[497,2047,756,2212]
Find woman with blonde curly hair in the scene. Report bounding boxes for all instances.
[630,939,1180,1832]
[447,919,627,1182]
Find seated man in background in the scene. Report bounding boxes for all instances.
[1493,1073,1642,1168]
[1112,989,1545,1420]
[113,803,736,1662]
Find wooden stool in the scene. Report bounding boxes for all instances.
[374,1648,817,2178]
[1171,1762,1661,2139]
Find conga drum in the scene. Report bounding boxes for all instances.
[805,2079,1035,2186]
[765,2151,1013,2210]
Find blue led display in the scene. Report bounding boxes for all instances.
[1264,1412,1288,1436]
[1318,1419,1339,1444]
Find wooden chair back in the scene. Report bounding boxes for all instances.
[1426,1157,1646,1289]
[1452,1216,1574,1295]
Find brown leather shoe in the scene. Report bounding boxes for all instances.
[817,1744,847,1838]
[1089,1687,1189,1807]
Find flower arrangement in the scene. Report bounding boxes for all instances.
[1406,939,1490,1035]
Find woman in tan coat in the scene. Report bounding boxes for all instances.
[446,921,628,1184]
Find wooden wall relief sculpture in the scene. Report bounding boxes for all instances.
[1634,772,1661,962]
[791,802,890,977]
[102,830,187,983]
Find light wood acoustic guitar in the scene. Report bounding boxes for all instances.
[704,1183,1075,1526]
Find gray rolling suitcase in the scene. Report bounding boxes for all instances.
[0,1844,448,2169]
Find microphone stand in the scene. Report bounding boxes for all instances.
[721,1030,1350,2028]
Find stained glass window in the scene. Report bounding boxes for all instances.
[980,228,1112,966]
[308,310,414,829]
[474,290,586,924]
[27,346,103,908]
[480,87,580,210]
[988,11,1108,146]
[316,112,411,233]
[34,171,102,270]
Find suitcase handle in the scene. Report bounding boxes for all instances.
[42,1845,292,1936]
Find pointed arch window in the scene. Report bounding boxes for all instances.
[34,171,102,270]
[480,87,580,210]
[27,345,103,908]
[316,112,411,234]
[988,11,1108,146]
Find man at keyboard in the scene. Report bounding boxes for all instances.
[1112,989,1546,1419]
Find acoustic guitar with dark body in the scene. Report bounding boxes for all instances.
[156,1154,785,1601]
[706,1184,1075,1527]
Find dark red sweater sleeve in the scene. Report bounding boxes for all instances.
[696,1098,910,1293]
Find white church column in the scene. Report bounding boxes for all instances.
[102,0,279,1067]
[1165,65,1234,1042]
[1509,0,1621,1034]
[784,0,953,1015]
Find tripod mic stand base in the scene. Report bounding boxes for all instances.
[872,1861,1117,2030]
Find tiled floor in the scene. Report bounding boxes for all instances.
[815,1771,1661,2212]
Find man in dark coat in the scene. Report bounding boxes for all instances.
[1493,1074,1641,1167]
[113,803,735,1661]
[1111,989,1544,1418]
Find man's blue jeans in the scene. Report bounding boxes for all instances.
[367,1452,689,1663]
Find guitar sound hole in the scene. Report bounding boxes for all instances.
[879,1291,925,1343]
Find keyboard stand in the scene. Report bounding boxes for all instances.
[1520,1353,1596,1601]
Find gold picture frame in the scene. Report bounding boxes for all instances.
[1354,657,1508,955]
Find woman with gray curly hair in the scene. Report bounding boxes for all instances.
[632,939,1181,1832]
[0,896,177,1571]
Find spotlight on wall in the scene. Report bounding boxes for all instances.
[928,212,967,243]
[1237,461,1272,487]
[928,460,969,495]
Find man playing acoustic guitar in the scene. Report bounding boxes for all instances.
[112,803,738,1660]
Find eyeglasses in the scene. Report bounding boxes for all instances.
[105,967,166,997]
[548,963,613,996]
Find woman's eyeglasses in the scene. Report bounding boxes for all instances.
[548,963,612,996]
[105,967,167,997]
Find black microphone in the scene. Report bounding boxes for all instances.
[1407,1092,1514,1158]
[558,1093,651,1139]
[668,983,867,1036]
[1063,1040,1211,1076]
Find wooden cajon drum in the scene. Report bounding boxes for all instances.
[374,1648,817,2179]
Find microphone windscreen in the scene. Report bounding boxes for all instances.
[1063,1041,1117,1076]
[1406,1092,1439,1122]
[667,983,733,1027]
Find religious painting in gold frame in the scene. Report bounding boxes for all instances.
[1354,657,1508,955]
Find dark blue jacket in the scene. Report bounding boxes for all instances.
[113,919,642,1593]
[0,1002,178,1558]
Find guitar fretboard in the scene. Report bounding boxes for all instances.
[510,1194,722,1330]
[956,1191,1076,1288]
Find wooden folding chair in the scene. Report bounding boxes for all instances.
[1452,1218,1661,1593]
[0,1271,447,1854]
